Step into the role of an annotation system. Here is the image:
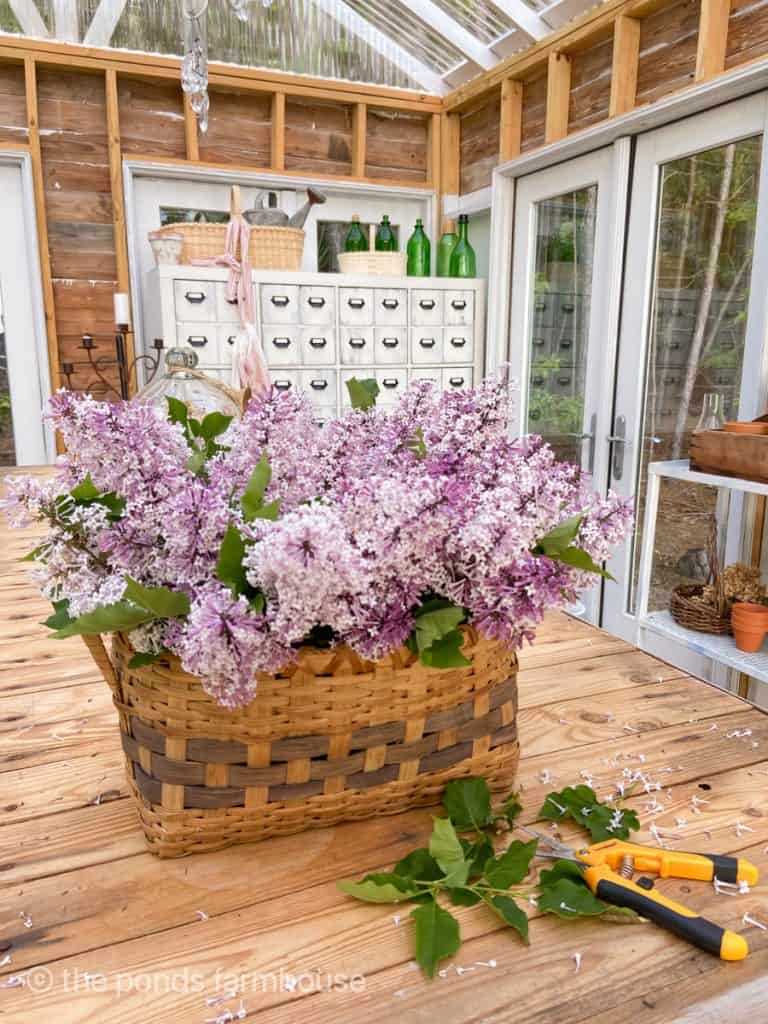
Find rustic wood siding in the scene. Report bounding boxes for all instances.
[726,0,768,69]
[365,108,428,183]
[459,90,501,194]
[0,61,27,145]
[520,70,548,153]
[568,36,613,133]
[198,88,271,167]
[285,97,353,176]
[636,0,700,107]
[117,76,186,159]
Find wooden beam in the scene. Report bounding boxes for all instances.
[499,78,523,162]
[183,94,199,162]
[271,92,286,172]
[84,0,129,46]
[545,50,571,144]
[440,111,461,198]
[695,0,732,82]
[427,112,441,192]
[351,102,366,179]
[609,15,640,116]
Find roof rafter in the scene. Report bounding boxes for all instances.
[491,0,549,41]
[7,0,50,39]
[84,0,129,47]
[310,0,448,94]
[53,0,79,42]
[403,0,496,69]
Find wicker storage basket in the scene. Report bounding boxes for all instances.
[85,627,519,858]
[338,222,407,276]
[669,584,733,634]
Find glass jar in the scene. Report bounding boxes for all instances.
[137,347,242,422]
[695,392,725,432]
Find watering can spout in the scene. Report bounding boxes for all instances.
[289,188,327,229]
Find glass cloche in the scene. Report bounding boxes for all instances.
[137,346,242,421]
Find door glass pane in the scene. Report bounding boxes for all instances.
[629,136,762,613]
[526,186,596,465]
[0,280,16,466]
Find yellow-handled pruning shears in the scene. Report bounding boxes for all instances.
[521,826,759,961]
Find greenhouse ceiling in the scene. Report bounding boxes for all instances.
[0,0,602,94]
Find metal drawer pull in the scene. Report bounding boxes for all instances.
[309,337,327,348]
[272,337,292,348]
[669,341,681,350]
[270,295,290,307]
[226,336,236,346]
[307,296,326,308]
[534,301,546,312]
[382,337,399,348]
[348,337,366,348]
[532,375,545,385]
[560,339,572,349]
[663,376,677,385]
[419,298,436,309]
[451,299,467,310]
[184,290,206,303]
[558,375,571,385]
[419,338,436,348]
[532,337,546,347]
[274,380,292,391]
[450,337,466,347]
[382,378,399,388]
[310,379,328,390]
[561,302,575,313]
[187,335,208,347]
[449,376,465,386]
[382,298,399,309]
[347,297,366,309]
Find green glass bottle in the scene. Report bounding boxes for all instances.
[436,218,458,277]
[375,214,397,252]
[406,218,430,276]
[344,215,368,252]
[449,214,476,278]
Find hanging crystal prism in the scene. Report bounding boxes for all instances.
[181,0,209,133]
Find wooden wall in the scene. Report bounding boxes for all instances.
[449,0,768,195]
[0,36,438,397]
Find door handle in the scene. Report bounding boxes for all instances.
[564,413,596,474]
[607,415,630,480]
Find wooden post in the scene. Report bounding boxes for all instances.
[24,56,60,394]
[499,78,522,163]
[696,0,731,81]
[105,67,136,392]
[427,112,441,193]
[351,101,366,179]
[441,111,460,199]
[545,51,571,144]
[609,15,640,117]
[271,91,285,172]
[183,93,199,161]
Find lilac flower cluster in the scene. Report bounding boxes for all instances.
[4,378,633,708]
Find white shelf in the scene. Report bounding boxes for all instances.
[641,610,768,684]
[649,459,768,497]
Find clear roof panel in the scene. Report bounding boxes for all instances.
[427,0,513,45]
[346,0,464,73]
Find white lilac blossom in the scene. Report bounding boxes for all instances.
[4,377,633,707]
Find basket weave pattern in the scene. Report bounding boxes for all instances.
[100,628,519,857]
[154,222,304,270]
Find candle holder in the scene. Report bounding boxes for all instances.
[62,331,165,399]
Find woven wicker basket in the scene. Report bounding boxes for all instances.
[85,627,519,858]
[669,584,733,635]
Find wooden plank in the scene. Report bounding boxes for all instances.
[609,14,641,115]
[271,90,286,172]
[427,111,440,192]
[117,75,186,159]
[351,101,366,179]
[696,0,732,80]
[499,78,523,162]
[183,92,199,162]
[726,0,768,70]
[23,56,60,393]
[198,88,271,168]
[460,91,501,194]
[366,108,429,184]
[635,0,701,107]
[545,50,572,144]
[441,111,460,197]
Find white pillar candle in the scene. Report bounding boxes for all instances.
[114,292,130,327]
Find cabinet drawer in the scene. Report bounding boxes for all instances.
[374,288,407,326]
[443,367,473,391]
[409,367,441,388]
[176,323,216,357]
[263,327,300,366]
[531,293,554,328]
[410,327,443,364]
[552,370,577,396]
[215,282,243,322]
[260,284,299,324]
[374,327,406,364]
[340,327,374,365]
[271,371,299,396]
[299,285,335,326]
[375,368,408,404]
[300,327,335,365]
[340,287,374,326]
[341,368,375,406]
[174,280,216,322]
[300,369,336,407]
[443,328,473,363]
[411,290,444,326]
[444,290,474,326]
[217,326,239,365]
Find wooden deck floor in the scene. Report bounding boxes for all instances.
[1,484,767,1022]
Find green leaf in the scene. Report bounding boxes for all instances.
[484,839,538,888]
[128,649,168,668]
[414,605,465,650]
[407,426,427,460]
[199,411,233,442]
[393,848,443,884]
[546,545,614,581]
[538,859,586,889]
[51,600,155,639]
[411,900,461,978]
[20,544,44,562]
[539,786,639,842]
[69,473,126,521]
[252,498,281,521]
[429,816,465,875]
[488,894,529,943]
[443,777,493,833]
[123,578,190,619]
[533,514,584,556]
[449,887,481,907]
[187,449,207,476]
[337,878,418,903]
[346,377,379,411]
[42,598,73,630]
[241,452,272,522]
[216,524,249,598]
[166,396,189,428]
[461,836,495,878]
[536,878,609,919]
[420,629,471,668]
[500,793,522,826]
[70,473,100,501]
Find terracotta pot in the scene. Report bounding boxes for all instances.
[731,602,768,652]
[722,421,768,435]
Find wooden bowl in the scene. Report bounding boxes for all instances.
[722,421,768,435]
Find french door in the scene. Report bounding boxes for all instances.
[604,95,768,646]
[508,147,623,623]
